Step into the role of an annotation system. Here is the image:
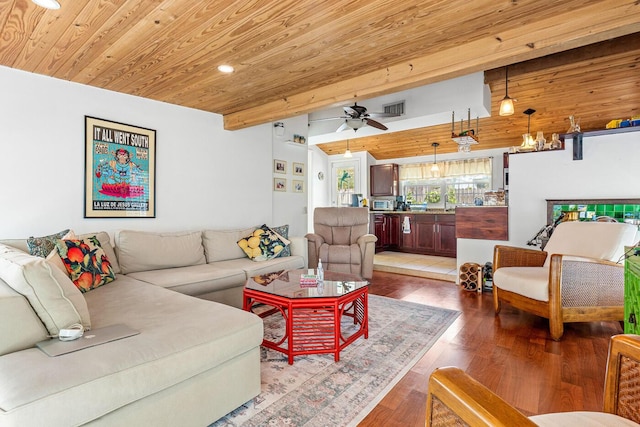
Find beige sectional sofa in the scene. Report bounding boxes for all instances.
[0,226,307,426]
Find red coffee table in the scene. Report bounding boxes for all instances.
[243,269,369,364]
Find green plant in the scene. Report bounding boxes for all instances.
[426,190,440,204]
[447,187,457,204]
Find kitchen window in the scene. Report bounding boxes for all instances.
[399,158,492,209]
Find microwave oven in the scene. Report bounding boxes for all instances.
[371,199,394,211]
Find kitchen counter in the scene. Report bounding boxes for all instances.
[369,209,456,215]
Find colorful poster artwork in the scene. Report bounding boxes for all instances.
[84,117,156,218]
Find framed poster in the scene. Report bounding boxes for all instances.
[84,116,156,218]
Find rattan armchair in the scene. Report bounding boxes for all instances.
[492,221,637,340]
[426,334,640,426]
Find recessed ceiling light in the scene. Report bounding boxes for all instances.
[217,64,234,73]
[32,0,61,9]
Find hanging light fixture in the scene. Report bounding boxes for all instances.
[430,142,440,177]
[344,139,352,158]
[499,66,515,116]
[521,108,536,150]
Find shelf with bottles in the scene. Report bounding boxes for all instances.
[507,131,564,155]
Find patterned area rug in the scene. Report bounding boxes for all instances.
[211,295,460,427]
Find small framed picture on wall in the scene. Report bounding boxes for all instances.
[292,180,304,193]
[274,178,286,192]
[293,162,304,176]
[274,159,287,174]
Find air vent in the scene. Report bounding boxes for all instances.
[383,101,405,116]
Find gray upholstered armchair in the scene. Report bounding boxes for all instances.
[305,207,377,279]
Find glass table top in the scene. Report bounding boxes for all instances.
[245,269,368,299]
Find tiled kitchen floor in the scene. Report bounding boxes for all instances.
[373,251,457,282]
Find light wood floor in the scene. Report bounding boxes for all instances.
[373,251,458,282]
[358,270,623,426]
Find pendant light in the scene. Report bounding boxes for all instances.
[521,108,536,149]
[499,66,515,116]
[344,139,352,158]
[430,142,440,178]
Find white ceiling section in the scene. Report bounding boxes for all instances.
[308,72,491,145]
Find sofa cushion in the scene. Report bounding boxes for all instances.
[0,277,263,427]
[126,264,247,295]
[214,254,305,278]
[116,230,206,274]
[237,224,290,262]
[55,236,116,293]
[0,279,48,356]
[493,266,550,301]
[543,221,638,266]
[203,226,257,263]
[0,244,91,335]
[26,229,70,258]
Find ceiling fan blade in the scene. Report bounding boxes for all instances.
[336,122,351,132]
[367,112,401,118]
[309,116,349,123]
[364,118,388,130]
[343,106,359,118]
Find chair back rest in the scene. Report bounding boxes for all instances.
[313,207,369,245]
[543,221,638,266]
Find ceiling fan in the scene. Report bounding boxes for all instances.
[310,103,400,132]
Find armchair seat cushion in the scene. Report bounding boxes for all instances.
[319,243,362,275]
[493,266,549,302]
[530,411,640,426]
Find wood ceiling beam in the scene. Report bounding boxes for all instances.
[223,0,640,130]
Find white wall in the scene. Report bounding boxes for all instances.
[0,66,306,238]
[271,115,309,237]
[456,131,640,274]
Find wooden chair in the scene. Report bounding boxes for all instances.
[426,334,640,426]
[492,221,638,340]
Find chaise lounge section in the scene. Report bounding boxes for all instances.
[0,225,307,426]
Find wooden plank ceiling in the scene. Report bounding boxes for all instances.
[1,0,639,159]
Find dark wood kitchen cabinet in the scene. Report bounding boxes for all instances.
[371,213,399,251]
[399,214,456,257]
[399,214,415,250]
[370,164,398,196]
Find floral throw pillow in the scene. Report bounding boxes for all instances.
[27,229,70,258]
[55,236,116,293]
[270,224,291,258]
[237,224,290,262]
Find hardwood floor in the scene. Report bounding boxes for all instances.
[358,271,624,426]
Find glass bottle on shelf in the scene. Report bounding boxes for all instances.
[550,133,562,150]
[535,131,546,151]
